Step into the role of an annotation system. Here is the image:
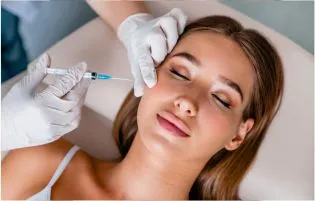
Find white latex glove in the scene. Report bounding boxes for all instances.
[1,53,91,151]
[117,8,188,97]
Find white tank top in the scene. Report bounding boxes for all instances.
[27,145,80,200]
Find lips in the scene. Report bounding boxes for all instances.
[157,111,191,137]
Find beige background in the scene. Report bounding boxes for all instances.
[2,1,314,200]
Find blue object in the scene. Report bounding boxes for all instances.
[97,74,112,80]
[1,7,28,83]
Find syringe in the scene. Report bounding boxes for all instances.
[46,68,132,81]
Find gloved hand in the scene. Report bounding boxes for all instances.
[1,53,91,151]
[117,8,188,97]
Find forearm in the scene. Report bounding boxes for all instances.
[86,1,148,31]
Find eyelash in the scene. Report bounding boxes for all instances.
[169,68,231,109]
[212,94,231,109]
[169,68,190,80]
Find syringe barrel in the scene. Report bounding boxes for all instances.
[46,68,95,79]
[46,68,67,75]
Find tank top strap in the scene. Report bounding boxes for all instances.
[47,145,80,187]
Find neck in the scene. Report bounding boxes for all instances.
[102,133,205,200]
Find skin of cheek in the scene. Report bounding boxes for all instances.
[136,69,189,160]
[136,66,243,163]
[191,105,240,161]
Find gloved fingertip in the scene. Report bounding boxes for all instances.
[170,8,181,14]
[29,52,50,74]
[144,71,157,88]
[64,75,92,101]
[142,67,157,88]
[39,52,49,63]
[134,92,142,97]
[37,52,51,69]
[147,79,157,88]
[169,8,188,34]
[72,61,87,71]
[78,62,88,74]
[68,62,88,82]
[134,86,144,97]
[42,52,50,62]
[80,62,87,70]
[170,8,185,20]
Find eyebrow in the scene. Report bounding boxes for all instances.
[217,75,244,102]
[172,51,244,102]
[172,52,202,67]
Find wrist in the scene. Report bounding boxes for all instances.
[1,111,28,151]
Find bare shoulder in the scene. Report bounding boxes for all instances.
[1,138,74,199]
[51,149,118,200]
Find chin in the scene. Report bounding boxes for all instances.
[137,117,190,160]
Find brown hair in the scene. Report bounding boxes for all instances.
[113,15,284,200]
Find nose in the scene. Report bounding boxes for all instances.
[174,97,197,117]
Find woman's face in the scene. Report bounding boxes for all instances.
[137,31,255,162]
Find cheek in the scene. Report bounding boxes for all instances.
[143,68,181,98]
[138,69,185,141]
[138,76,173,128]
[193,106,238,156]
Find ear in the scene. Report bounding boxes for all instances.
[225,118,255,151]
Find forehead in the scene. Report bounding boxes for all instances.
[171,31,254,102]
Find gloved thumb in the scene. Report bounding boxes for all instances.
[20,53,50,92]
[64,76,92,102]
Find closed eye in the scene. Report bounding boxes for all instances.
[169,68,190,81]
[212,94,231,109]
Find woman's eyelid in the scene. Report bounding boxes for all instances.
[211,83,242,104]
[212,94,231,109]
[214,92,232,104]
[212,90,238,107]
[170,65,191,79]
[170,69,190,81]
